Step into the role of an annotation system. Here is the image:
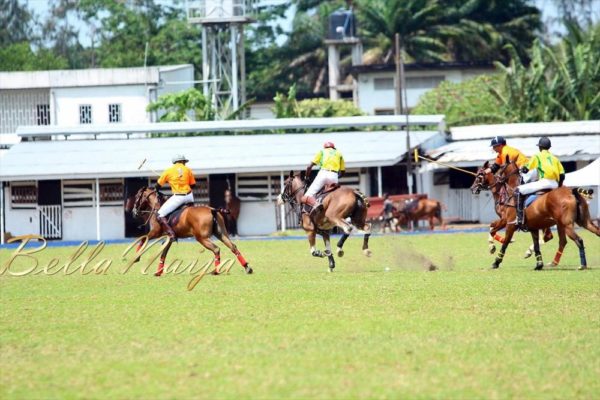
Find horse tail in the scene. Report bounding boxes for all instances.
[572,188,600,236]
[210,208,230,240]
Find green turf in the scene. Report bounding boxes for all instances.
[1,231,599,399]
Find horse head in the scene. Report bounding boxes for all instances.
[277,170,307,206]
[496,161,521,188]
[471,161,495,194]
[130,186,161,218]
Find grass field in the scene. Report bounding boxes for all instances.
[1,230,599,399]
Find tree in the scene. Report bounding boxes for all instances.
[0,0,35,47]
[0,42,68,71]
[273,84,364,118]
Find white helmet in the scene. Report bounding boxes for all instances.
[172,154,189,163]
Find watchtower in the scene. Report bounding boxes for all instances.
[186,0,255,115]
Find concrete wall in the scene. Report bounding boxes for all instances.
[61,206,124,241]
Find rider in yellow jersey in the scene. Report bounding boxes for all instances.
[515,136,565,228]
[483,136,529,175]
[154,154,196,239]
[302,141,345,217]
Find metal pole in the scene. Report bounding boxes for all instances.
[394,33,402,115]
[230,24,239,111]
[377,166,383,197]
[0,181,5,245]
[399,39,412,194]
[202,27,209,97]
[279,171,286,232]
[95,179,101,241]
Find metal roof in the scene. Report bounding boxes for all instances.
[427,134,600,167]
[16,115,446,138]
[0,130,441,181]
[0,65,192,90]
[450,120,600,141]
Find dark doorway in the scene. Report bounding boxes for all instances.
[124,177,149,238]
[209,173,235,208]
[38,180,61,205]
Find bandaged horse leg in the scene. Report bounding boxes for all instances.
[336,233,349,257]
[323,233,335,272]
[308,230,324,257]
[530,229,544,270]
[154,240,173,277]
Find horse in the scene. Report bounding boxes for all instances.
[479,161,600,270]
[224,189,241,236]
[471,160,554,257]
[276,171,372,272]
[393,198,446,230]
[125,187,253,276]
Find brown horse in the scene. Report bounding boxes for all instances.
[125,187,252,276]
[394,198,446,230]
[224,189,241,236]
[479,161,599,270]
[277,171,371,272]
[471,160,554,257]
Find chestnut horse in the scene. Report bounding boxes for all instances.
[394,198,446,230]
[471,160,554,257]
[277,171,371,272]
[224,189,241,236]
[480,161,599,270]
[125,187,252,276]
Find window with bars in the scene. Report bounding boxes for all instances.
[374,77,394,90]
[108,104,121,123]
[237,174,281,201]
[100,181,123,204]
[63,181,94,207]
[36,104,50,125]
[10,182,37,208]
[79,104,92,124]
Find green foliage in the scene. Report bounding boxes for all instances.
[0,42,68,71]
[273,85,364,118]
[146,88,216,122]
[412,75,505,127]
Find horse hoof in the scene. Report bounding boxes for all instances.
[363,249,372,257]
[488,245,496,255]
[211,270,220,276]
[491,263,500,269]
[523,250,532,259]
[534,264,544,270]
[578,265,587,270]
[547,262,557,267]
[328,267,335,273]
[154,272,162,277]
[245,266,253,274]
[337,248,345,257]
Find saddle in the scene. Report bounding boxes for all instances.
[524,189,553,208]
[166,202,194,226]
[400,198,419,215]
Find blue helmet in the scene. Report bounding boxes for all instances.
[490,136,506,147]
[537,136,551,149]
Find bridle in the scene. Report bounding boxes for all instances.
[472,162,522,209]
[132,188,162,226]
[280,176,307,209]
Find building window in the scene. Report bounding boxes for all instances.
[406,76,444,89]
[99,181,124,204]
[237,174,282,201]
[79,104,92,124]
[10,182,37,208]
[374,77,394,90]
[36,104,50,125]
[108,104,121,123]
[374,108,395,116]
[63,181,94,207]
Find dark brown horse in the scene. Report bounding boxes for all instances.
[277,171,371,272]
[476,161,599,270]
[125,187,252,276]
[471,160,554,257]
[394,198,446,230]
[224,189,241,236]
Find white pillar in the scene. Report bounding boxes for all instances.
[377,166,383,197]
[230,24,239,111]
[0,181,5,245]
[95,179,101,241]
[202,27,209,97]
[280,171,286,232]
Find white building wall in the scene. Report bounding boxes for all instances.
[53,85,151,126]
[62,207,124,241]
[158,66,194,97]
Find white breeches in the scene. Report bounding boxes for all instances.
[517,179,558,195]
[158,193,194,217]
[306,169,339,197]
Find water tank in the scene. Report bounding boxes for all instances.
[328,10,356,40]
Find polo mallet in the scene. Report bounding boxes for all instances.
[137,158,161,177]
[414,149,477,177]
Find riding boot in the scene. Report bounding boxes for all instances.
[157,215,176,241]
[516,191,525,229]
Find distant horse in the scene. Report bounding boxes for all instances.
[125,187,252,276]
[471,160,554,257]
[480,161,599,270]
[224,189,241,236]
[277,171,371,272]
[394,198,446,230]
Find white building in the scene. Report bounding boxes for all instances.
[351,61,495,115]
[0,116,445,242]
[0,65,194,149]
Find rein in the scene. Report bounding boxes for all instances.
[134,190,162,227]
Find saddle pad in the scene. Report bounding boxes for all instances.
[525,195,538,208]
[167,203,194,226]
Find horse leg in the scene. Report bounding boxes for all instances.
[322,233,335,272]
[564,225,587,270]
[488,219,506,255]
[336,233,349,257]
[307,230,325,258]
[194,236,223,275]
[212,232,252,274]
[362,233,372,257]
[549,224,568,268]
[329,216,353,235]
[492,223,516,269]
[525,227,554,259]
[530,230,544,270]
[154,239,173,277]
[428,216,434,230]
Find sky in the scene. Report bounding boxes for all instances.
[23,0,600,48]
